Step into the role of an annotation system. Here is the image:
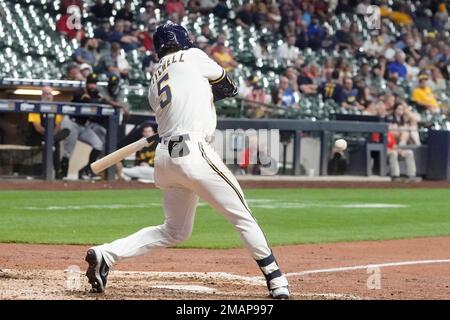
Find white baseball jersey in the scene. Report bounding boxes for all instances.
[96,48,289,296]
[148,48,225,138]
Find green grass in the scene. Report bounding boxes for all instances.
[1,189,450,248]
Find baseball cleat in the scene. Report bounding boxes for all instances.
[85,248,109,293]
[270,286,290,299]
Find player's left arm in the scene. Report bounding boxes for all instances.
[190,48,238,102]
[210,71,238,102]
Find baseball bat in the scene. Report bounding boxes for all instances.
[90,134,159,174]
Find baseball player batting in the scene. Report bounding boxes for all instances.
[85,22,290,299]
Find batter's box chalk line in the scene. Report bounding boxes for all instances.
[64,258,450,282]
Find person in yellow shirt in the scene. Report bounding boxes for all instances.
[212,41,238,72]
[26,86,70,179]
[411,74,440,112]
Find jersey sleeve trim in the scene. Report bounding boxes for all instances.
[209,69,226,84]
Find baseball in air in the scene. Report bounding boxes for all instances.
[334,139,347,150]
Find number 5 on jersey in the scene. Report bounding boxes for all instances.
[157,73,172,109]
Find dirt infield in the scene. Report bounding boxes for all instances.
[0,179,449,190]
[1,237,450,300]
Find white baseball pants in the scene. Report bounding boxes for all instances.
[122,165,155,181]
[96,135,288,290]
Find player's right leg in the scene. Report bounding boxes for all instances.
[86,187,198,292]
[184,141,290,299]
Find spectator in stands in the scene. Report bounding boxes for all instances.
[386,101,421,146]
[238,75,258,99]
[362,35,384,57]
[200,23,215,44]
[334,23,352,52]
[138,1,156,25]
[266,4,281,31]
[387,3,413,26]
[236,3,254,29]
[121,124,157,183]
[307,18,325,50]
[26,86,70,179]
[212,39,238,72]
[187,0,201,17]
[252,1,268,30]
[246,83,271,105]
[93,19,111,42]
[411,73,440,112]
[212,0,230,19]
[405,56,420,82]
[319,70,345,104]
[273,76,298,109]
[165,0,185,18]
[335,0,353,15]
[253,38,272,60]
[56,13,85,41]
[196,36,211,55]
[297,64,318,95]
[355,80,372,110]
[245,83,272,119]
[108,20,139,51]
[97,42,130,78]
[79,63,93,80]
[401,34,421,62]
[89,0,113,21]
[63,63,84,81]
[381,93,397,115]
[198,0,218,14]
[284,67,299,93]
[386,131,420,182]
[72,38,98,67]
[60,0,84,14]
[63,73,106,180]
[142,52,158,74]
[98,74,129,117]
[138,20,157,52]
[341,77,362,110]
[294,22,309,50]
[357,62,372,84]
[387,50,408,80]
[115,0,134,22]
[356,0,371,15]
[276,34,299,62]
[429,67,447,96]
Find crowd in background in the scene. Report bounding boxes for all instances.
[50,0,450,180]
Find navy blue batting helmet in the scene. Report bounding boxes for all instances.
[153,22,194,58]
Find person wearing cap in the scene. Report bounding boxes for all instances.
[60,73,106,180]
[411,73,440,112]
[79,63,93,80]
[26,87,70,179]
